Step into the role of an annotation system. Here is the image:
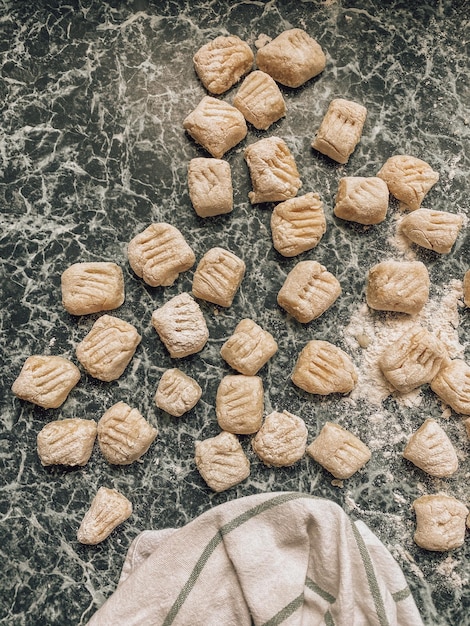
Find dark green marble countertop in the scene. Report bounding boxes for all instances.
[1,1,469,624]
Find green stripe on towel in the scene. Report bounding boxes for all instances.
[162,492,307,626]
[305,576,336,604]
[350,521,391,626]
[260,593,304,626]
[392,587,411,602]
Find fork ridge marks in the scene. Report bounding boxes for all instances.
[193,35,254,95]
[220,318,278,376]
[12,354,81,409]
[151,292,209,358]
[431,359,470,415]
[183,96,247,159]
[192,247,245,307]
[252,410,307,467]
[366,260,430,315]
[216,374,264,434]
[195,431,250,492]
[37,418,97,467]
[244,136,302,204]
[61,262,125,315]
[271,192,327,257]
[233,70,287,130]
[334,176,389,225]
[312,98,367,164]
[77,486,133,545]
[154,368,202,417]
[127,223,195,287]
[76,315,141,382]
[292,340,357,395]
[97,401,157,465]
[256,28,326,88]
[377,154,439,211]
[413,494,469,551]
[403,418,458,477]
[187,157,233,218]
[306,422,371,479]
[399,208,463,254]
[277,260,341,323]
[378,326,450,393]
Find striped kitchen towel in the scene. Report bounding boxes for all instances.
[87,491,423,626]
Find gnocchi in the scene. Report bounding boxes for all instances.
[216,375,264,434]
[12,355,80,409]
[155,368,202,417]
[307,422,371,479]
[277,260,341,323]
[291,340,357,395]
[252,410,307,467]
[430,359,470,415]
[37,418,97,467]
[183,96,247,159]
[366,260,430,315]
[271,192,326,257]
[97,401,158,465]
[255,28,326,88]
[195,431,250,492]
[76,315,141,382]
[61,262,125,316]
[377,155,439,211]
[77,486,132,545]
[127,223,195,287]
[220,318,278,376]
[193,35,253,95]
[412,494,468,551]
[192,247,245,308]
[233,70,286,130]
[333,177,389,225]
[151,292,209,358]
[312,98,367,164]
[244,136,302,204]
[187,158,233,218]
[399,208,463,254]
[403,418,458,478]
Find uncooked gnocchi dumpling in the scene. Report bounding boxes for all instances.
[12,355,80,409]
[412,494,468,551]
[127,223,195,287]
[61,262,125,316]
[193,35,254,95]
[252,410,307,467]
[255,28,326,88]
[430,359,470,415]
[333,177,389,225]
[291,340,357,395]
[306,422,371,479]
[377,155,439,211]
[220,318,278,376]
[187,158,233,218]
[399,208,463,254]
[378,326,449,393]
[403,419,458,477]
[216,375,264,435]
[464,270,470,307]
[192,247,245,307]
[183,96,247,159]
[271,192,326,257]
[312,99,367,164]
[151,292,209,358]
[76,315,141,382]
[277,261,341,323]
[97,401,158,465]
[244,137,302,204]
[77,486,132,545]
[233,70,286,130]
[37,419,97,467]
[195,431,250,492]
[155,368,202,417]
[366,260,430,315]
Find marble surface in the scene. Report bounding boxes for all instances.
[1,1,469,624]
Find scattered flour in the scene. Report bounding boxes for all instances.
[343,279,464,407]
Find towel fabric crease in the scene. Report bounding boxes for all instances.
[87,492,423,626]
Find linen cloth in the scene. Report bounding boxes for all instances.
[87,491,423,626]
